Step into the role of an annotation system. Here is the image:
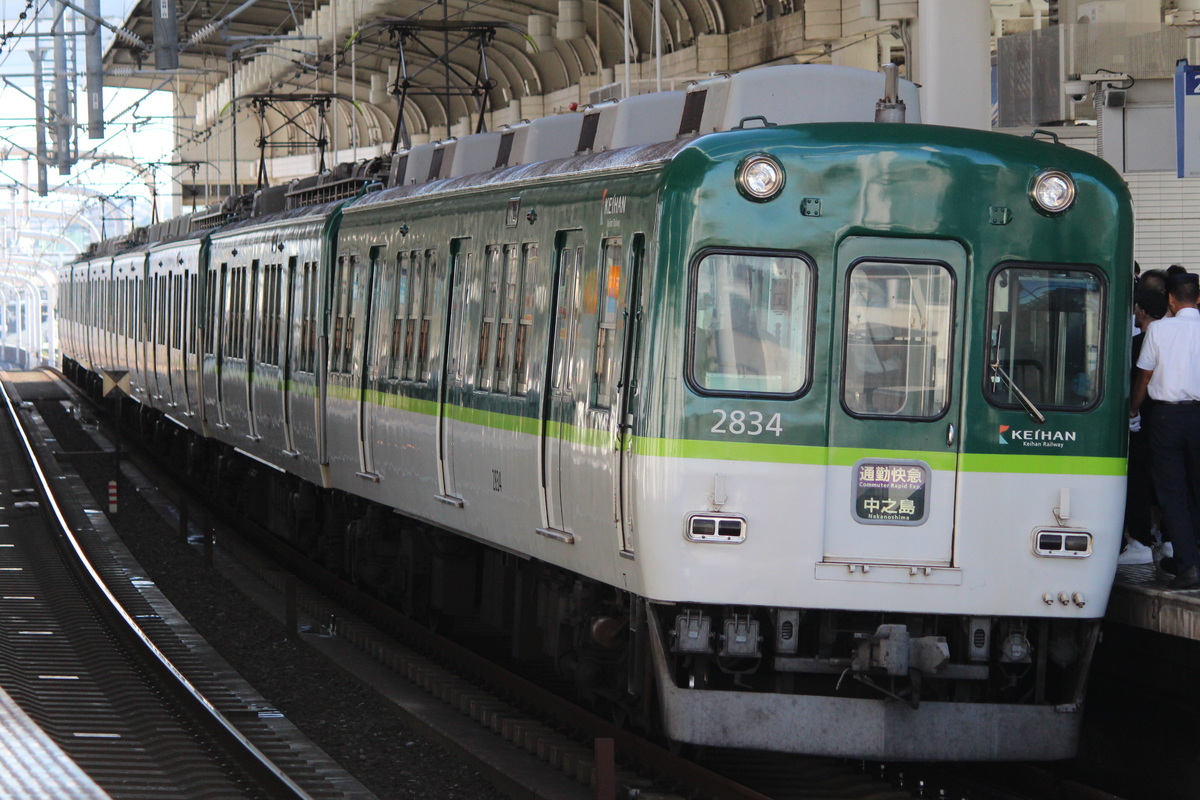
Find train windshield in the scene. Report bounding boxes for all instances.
[987,265,1104,410]
[690,251,813,396]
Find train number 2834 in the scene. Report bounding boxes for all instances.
[710,410,783,437]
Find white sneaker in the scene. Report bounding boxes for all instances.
[1161,541,1174,558]
[1118,540,1154,565]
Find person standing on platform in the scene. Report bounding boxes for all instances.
[1121,289,1167,565]
[1130,273,1200,589]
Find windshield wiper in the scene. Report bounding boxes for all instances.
[990,362,1046,424]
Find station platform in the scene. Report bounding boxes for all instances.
[1108,563,1200,640]
[0,684,110,799]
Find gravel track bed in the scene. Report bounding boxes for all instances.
[36,399,509,800]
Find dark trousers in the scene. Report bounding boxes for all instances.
[1125,429,1156,547]
[1148,404,1200,570]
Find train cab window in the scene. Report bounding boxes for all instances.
[513,243,539,396]
[843,261,953,418]
[987,265,1103,410]
[690,250,813,396]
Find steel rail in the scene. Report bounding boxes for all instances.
[0,373,315,800]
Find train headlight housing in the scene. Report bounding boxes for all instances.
[1030,169,1076,214]
[736,154,785,202]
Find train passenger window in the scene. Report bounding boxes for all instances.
[344,255,362,372]
[417,250,437,383]
[690,250,813,396]
[843,261,953,418]
[592,239,623,409]
[477,246,502,390]
[513,243,539,396]
[495,245,520,395]
[204,266,219,356]
[396,251,415,381]
[404,250,424,381]
[987,265,1103,410]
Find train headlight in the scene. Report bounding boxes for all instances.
[736,155,785,202]
[1030,169,1076,214]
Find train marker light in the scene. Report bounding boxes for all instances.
[1031,169,1076,214]
[736,154,785,201]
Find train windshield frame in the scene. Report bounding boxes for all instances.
[985,262,1106,412]
[687,248,815,398]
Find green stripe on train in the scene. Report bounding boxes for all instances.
[300,385,1127,476]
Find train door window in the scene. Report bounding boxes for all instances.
[298,261,318,372]
[477,245,502,391]
[843,260,953,418]
[330,255,350,373]
[986,264,1103,410]
[261,263,282,366]
[405,250,424,381]
[344,255,362,372]
[385,251,406,379]
[592,239,623,409]
[188,274,198,357]
[174,274,184,350]
[234,266,246,358]
[513,242,539,396]
[204,268,218,355]
[553,246,586,392]
[417,249,437,383]
[690,250,814,396]
[495,245,519,395]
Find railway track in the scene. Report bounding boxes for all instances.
[0,373,375,799]
[31,368,1132,800]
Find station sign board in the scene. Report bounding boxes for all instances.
[1176,60,1200,178]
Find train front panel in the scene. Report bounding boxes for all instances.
[626,122,1132,758]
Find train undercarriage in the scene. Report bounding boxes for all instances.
[73,366,1097,760]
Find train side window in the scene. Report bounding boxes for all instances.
[297,261,319,373]
[404,250,424,381]
[689,250,814,397]
[344,255,362,372]
[494,245,519,394]
[227,266,247,359]
[387,252,406,378]
[592,238,623,409]
[417,249,437,383]
[477,245,502,391]
[843,260,953,418]
[986,264,1104,410]
[204,266,220,356]
[513,242,539,396]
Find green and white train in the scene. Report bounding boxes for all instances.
[59,65,1133,760]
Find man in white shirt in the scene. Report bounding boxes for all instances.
[1130,272,1200,589]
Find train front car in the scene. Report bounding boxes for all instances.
[635,123,1132,760]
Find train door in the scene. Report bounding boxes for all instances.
[822,237,966,566]
[539,229,586,536]
[615,234,645,554]
[436,238,471,506]
[246,259,261,439]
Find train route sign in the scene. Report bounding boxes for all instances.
[853,460,928,526]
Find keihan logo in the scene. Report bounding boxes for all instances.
[998,425,1077,446]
